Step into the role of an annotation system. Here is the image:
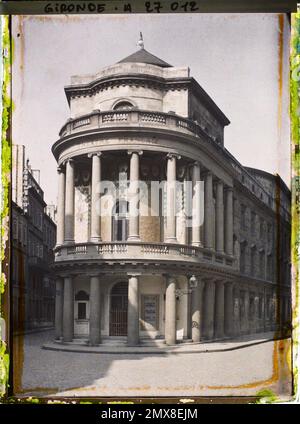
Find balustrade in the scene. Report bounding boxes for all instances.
[54,241,235,269]
[58,109,212,139]
[73,117,90,129]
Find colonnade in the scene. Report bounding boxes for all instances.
[56,151,234,253]
[55,273,272,346]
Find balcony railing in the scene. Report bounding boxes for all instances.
[58,109,220,145]
[54,241,235,269]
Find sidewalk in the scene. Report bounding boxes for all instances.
[14,325,54,336]
[42,331,287,355]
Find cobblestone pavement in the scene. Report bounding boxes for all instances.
[14,330,292,398]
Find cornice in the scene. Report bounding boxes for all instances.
[64,74,191,105]
[189,77,230,126]
[51,258,239,280]
[52,124,237,184]
[51,258,290,293]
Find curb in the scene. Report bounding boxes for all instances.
[42,336,288,355]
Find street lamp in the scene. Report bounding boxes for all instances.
[189,274,198,289]
[175,275,198,298]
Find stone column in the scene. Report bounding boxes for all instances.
[89,153,102,242]
[127,274,140,346]
[203,279,215,339]
[127,151,142,241]
[54,277,64,340]
[89,275,101,345]
[225,187,233,255]
[165,275,177,345]
[63,276,74,342]
[224,282,234,336]
[64,159,75,244]
[191,162,203,247]
[215,281,225,338]
[165,154,179,243]
[204,171,214,249]
[56,167,65,246]
[191,278,204,342]
[215,180,224,253]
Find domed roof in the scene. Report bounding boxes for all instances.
[118,48,172,68]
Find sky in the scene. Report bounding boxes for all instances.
[12,14,291,205]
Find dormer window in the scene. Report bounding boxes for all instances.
[113,101,134,111]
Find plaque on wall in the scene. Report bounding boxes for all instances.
[141,295,159,330]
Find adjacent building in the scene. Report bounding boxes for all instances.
[12,145,57,331]
[52,41,291,346]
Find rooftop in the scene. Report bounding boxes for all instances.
[118,47,172,68]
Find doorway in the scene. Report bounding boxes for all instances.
[110,281,128,336]
[74,290,90,336]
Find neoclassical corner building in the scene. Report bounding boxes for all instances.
[52,40,291,346]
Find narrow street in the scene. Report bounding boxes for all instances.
[13,330,292,398]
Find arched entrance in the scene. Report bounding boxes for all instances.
[74,290,90,336]
[110,281,128,336]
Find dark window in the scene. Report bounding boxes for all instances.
[260,218,265,238]
[259,250,265,278]
[251,211,256,235]
[75,290,89,301]
[267,254,273,280]
[249,295,255,320]
[241,204,247,229]
[240,292,245,320]
[112,200,129,242]
[258,296,263,319]
[250,247,256,276]
[267,223,272,243]
[266,295,271,318]
[113,101,134,111]
[78,302,86,320]
[240,242,246,274]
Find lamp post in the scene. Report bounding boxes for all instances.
[175,274,198,298]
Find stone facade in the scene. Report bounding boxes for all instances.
[12,145,57,331]
[52,47,291,346]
